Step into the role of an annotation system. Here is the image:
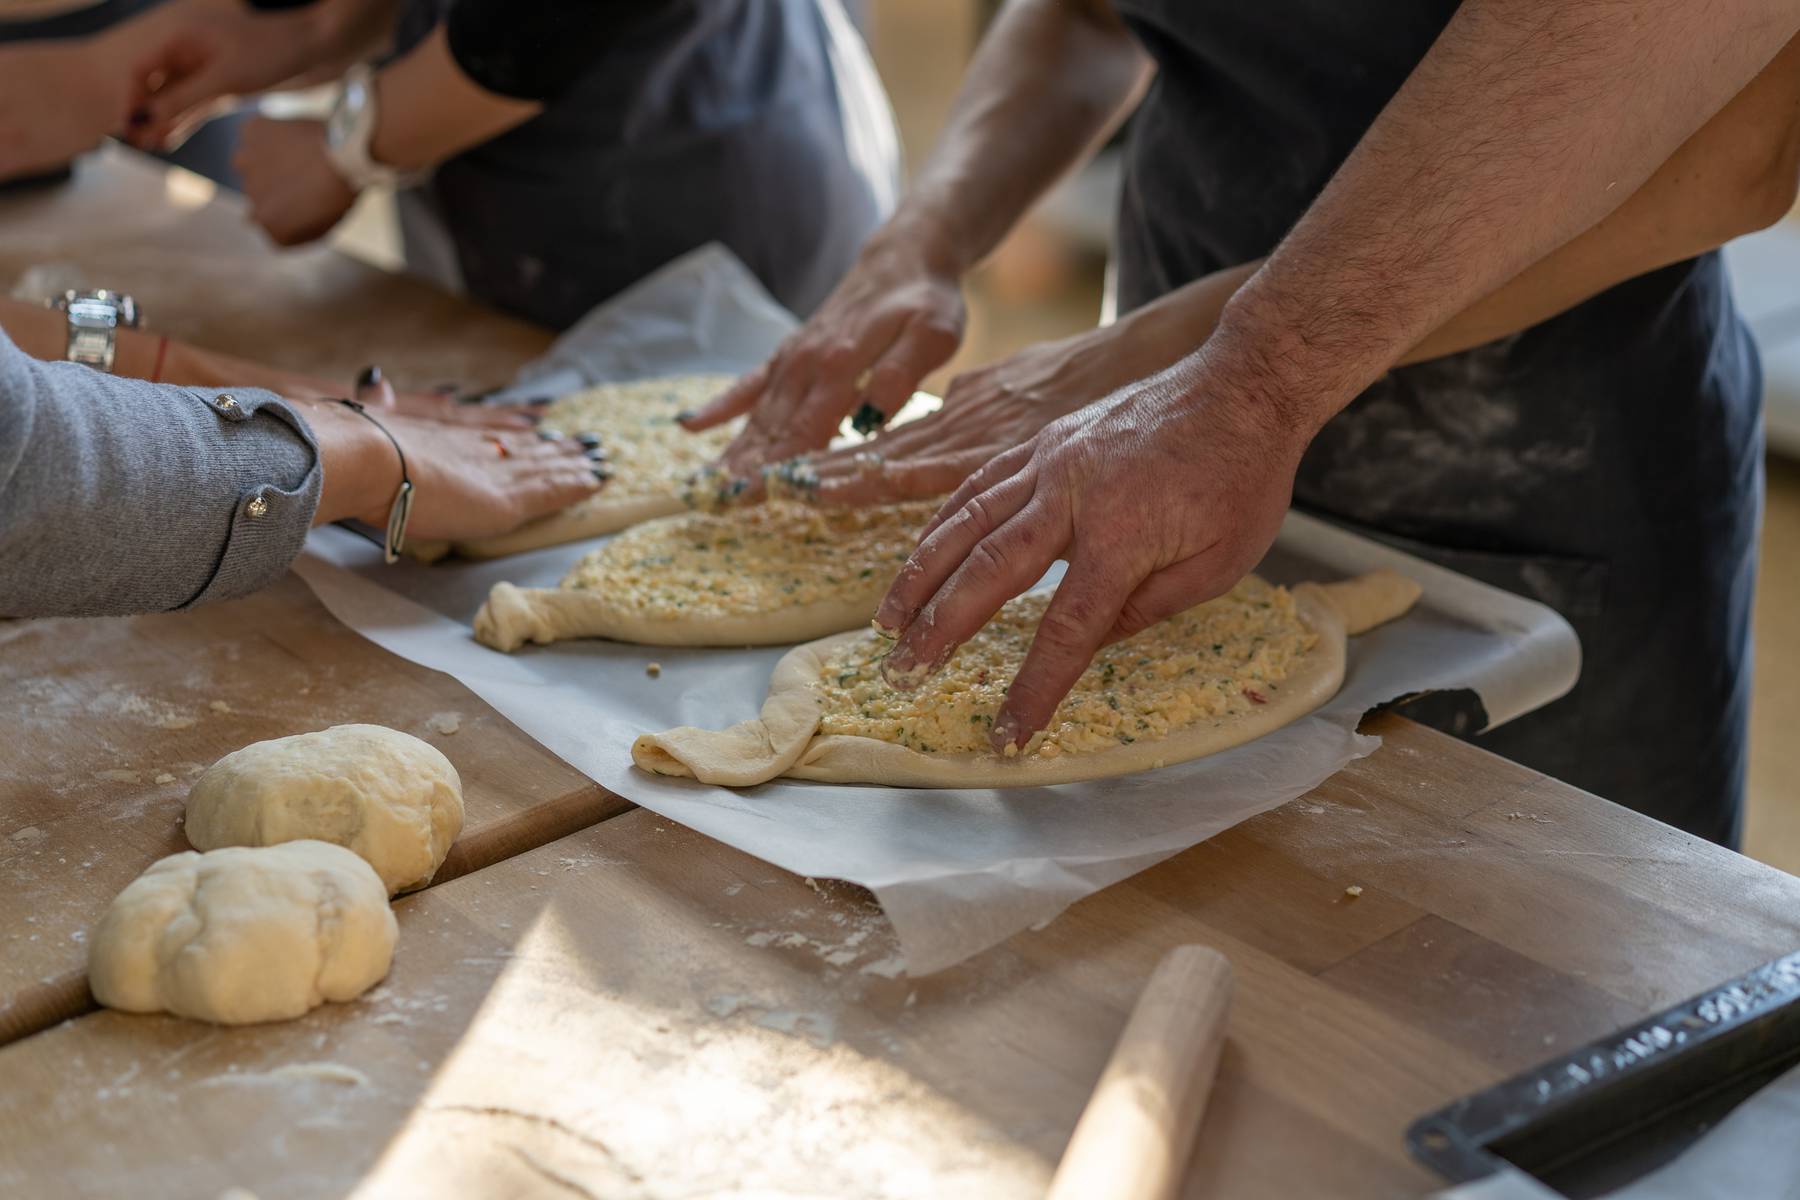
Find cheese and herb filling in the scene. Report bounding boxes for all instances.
[542,375,738,500]
[561,500,938,619]
[815,576,1319,757]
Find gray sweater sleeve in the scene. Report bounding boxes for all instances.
[0,329,323,618]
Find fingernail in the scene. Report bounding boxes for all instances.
[591,466,612,482]
[584,446,607,462]
[880,651,932,691]
[674,409,697,425]
[574,432,601,449]
[355,365,382,390]
[537,428,565,442]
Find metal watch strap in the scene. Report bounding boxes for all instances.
[57,289,140,374]
[324,64,428,192]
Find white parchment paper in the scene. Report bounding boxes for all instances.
[293,244,1579,974]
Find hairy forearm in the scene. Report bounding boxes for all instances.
[892,0,1151,273]
[1099,25,1800,389]
[1212,0,1800,434]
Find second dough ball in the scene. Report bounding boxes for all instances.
[186,724,464,894]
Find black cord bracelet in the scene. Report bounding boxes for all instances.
[339,398,415,564]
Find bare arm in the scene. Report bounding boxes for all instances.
[1219,0,1800,433]
[686,0,1152,466]
[894,0,1152,274]
[1106,28,1800,375]
[876,0,1800,755]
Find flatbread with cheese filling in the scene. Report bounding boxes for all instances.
[474,499,940,650]
[452,375,740,560]
[631,570,1422,788]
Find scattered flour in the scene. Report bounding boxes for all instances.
[205,1062,371,1088]
[425,712,462,736]
[860,955,907,979]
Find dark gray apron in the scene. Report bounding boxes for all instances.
[392,0,893,329]
[1113,0,1763,846]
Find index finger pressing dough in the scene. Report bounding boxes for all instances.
[475,499,939,650]
[452,374,742,560]
[632,570,1422,788]
[185,724,464,894]
[87,840,396,1025]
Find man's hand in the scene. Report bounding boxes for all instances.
[0,38,138,182]
[872,350,1309,755]
[681,235,967,476]
[801,265,1255,506]
[233,117,358,247]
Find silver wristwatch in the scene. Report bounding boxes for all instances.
[54,289,140,374]
[325,64,428,191]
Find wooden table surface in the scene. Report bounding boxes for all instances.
[4,149,1799,1198]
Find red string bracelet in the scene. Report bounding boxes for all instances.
[148,335,171,384]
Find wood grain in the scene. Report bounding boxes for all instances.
[2,720,1797,1197]
[0,576,629,1045]
[4,149,1799,1197]
[0,147,550,391]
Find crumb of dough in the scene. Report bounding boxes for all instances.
[646,662,662,678]
[154,773,176,785]
[425,712,462,736]
[1344,885,1364,898]
[209,700,233,714]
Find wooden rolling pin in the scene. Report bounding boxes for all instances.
[1046,945,1235,1200]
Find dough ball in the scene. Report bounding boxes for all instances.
[87,840,396,1025]
[186,724,463,894]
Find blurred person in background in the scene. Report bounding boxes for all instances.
[688,1,1800,848]
[0,0,897,329]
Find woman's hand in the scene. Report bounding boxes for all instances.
[681,233,967,475]
[375,417,603,541]
[0,36,139,182]
[871,343,1316,755]
[311,374,604,540]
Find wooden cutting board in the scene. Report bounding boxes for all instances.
[0,808,1490,1199]
[0,146,550,393]
[0,575,630,1045]
[5,719,1799,1198]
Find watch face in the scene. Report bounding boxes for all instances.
[67,298,119,329]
